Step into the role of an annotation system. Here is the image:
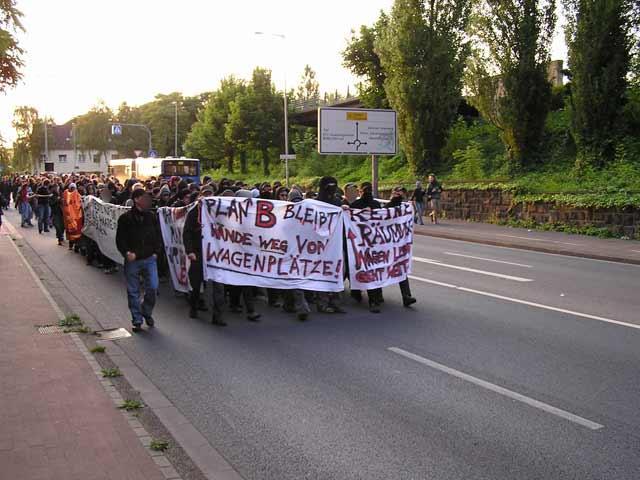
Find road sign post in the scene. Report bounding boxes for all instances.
[318,108,396,195]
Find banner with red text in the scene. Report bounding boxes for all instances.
[200,197,344,292]
[158,205,194,293]
[343,203,414,290]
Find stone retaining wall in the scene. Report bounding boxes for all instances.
[380,188,640,237]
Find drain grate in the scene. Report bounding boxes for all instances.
[37,325,66,335]
[94,328,132,340]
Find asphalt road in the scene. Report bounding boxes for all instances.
[5,209,640,480]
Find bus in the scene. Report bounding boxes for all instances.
[108,157,201,185]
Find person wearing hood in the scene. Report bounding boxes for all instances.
[410,181,426,225]
[315,176,345,314]
[388,187,417,307]
[349,182,384,313]
[156,184,172,207]
[317,175,341,206]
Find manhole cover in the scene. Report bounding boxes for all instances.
[94,328,132,340]
[37,325,66,335]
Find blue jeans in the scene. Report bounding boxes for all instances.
[124,256,159,325]
[37,204,51,232]
[19,202,32,226]
[414,201,425,225]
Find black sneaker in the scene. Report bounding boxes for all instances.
[211,313,227,327]
[247,312,261,322]
[403,297,417,307]
[369,303,381,314]
[132,324,143,333]
[189,307,198,319]
[144,317,155,327]
[297,312,309,322]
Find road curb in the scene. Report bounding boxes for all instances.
[413,229,640,266]
[5,214,243,480]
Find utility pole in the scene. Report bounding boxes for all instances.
[372,154,379,198]
[43,116,48,174]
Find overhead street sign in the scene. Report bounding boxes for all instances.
[318,107,397,156]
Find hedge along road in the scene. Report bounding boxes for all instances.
[5,207,640,480]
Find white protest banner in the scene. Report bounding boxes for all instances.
[343,203,414,290]
[158,205,193,293]
[201,197,344,292]
[82,196,130,265]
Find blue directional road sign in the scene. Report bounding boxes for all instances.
[111,124,123,136]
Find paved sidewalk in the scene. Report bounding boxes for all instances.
[0,234,166,480]
[415,219,640,264]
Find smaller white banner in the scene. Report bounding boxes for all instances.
[344,203,414,290]
[158,205,193,293]
[82,196,130,265]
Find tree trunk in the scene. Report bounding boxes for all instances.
[262,149,270,175]
[226,154,234,173]
[240,151,248,174]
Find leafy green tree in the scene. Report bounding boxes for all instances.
[246,67,283,175]
[466,0,557,172]
[0,0,24,93]
[74,102,113,161]
[295,65,320,104]
[11,106,52,171]
[342,12,389,109]
[376,0,472,176]
[136,92,207,158]
[184,77,245,170]
[112,102,149,157]
[564,0,636,169]
[225,86,253,173]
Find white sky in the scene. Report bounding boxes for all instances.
[0,0,567,144]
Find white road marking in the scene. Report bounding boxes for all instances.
[495,234,582,246]
[388,347,604,431]
[417,234,640,268]
[631,250,640,254]
[413,256,534,282]
[408,274,640,331]
[443,252,532,268]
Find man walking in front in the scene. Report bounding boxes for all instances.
[116,189,162,332]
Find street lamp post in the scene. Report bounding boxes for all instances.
[255,31,289,186]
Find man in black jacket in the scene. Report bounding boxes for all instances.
[116,189,162,332]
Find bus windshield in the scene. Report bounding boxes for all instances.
[162,160,199,177]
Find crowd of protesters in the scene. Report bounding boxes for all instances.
[0,171,430,332]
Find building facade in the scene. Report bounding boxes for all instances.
[37,122,119,175]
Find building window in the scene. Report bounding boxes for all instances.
[93,153,101,163]
[58,154,67,163]
[111,153,120,160]
[78,153,86,163]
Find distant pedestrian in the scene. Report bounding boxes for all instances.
[426,174,442,224]
[410,181,426,226]
[116,189,162,332]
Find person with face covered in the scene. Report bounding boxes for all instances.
[315,176,345,314]
[116,189,163,332]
